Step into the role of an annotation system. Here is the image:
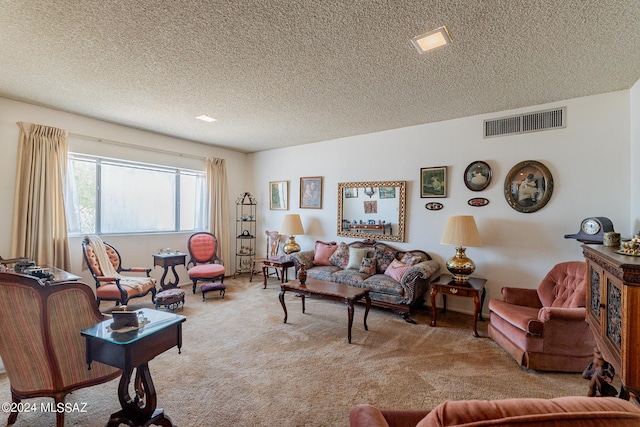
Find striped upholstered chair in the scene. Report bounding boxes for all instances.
[0,272,121,427]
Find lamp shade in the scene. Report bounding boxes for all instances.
[440,215,483,247]
[280,214,304,236]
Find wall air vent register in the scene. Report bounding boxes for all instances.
[484,107,566,138]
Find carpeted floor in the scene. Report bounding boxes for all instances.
[0,276,593,426]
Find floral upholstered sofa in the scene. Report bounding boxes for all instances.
[290,240,440,323]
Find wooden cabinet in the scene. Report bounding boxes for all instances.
[583,244,640,399]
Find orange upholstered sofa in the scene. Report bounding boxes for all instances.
[350,396,640,426]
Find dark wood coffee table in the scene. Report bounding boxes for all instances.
[279,278,370,343]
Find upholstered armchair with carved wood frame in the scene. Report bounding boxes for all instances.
[0,272,121,427]
[187,232,226,294]
[82,237,157,307]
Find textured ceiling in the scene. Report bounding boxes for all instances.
[1,1,639,153]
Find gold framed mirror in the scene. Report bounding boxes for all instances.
[337,181,406,242]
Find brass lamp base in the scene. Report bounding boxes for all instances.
[283,236,301,254]
[446,246,475,283]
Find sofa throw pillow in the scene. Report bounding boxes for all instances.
[359,257,377,275]
[347,247,370,270]
[400,252,422,266]
[314,241,338,266]
[329,242,350,269]
[374,244,398,274]
[384,259,410,282]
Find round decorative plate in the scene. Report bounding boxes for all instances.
[468,197,489,207]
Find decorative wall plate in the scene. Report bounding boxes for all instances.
[425,202,443,211]
[468,197,489,207]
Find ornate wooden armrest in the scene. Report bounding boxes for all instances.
[120,267,152,276]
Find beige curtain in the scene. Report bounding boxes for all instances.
[10,122,71,270]
[206,157,231,273]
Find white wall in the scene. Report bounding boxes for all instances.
[0,97,249,284]
[631,80,640,235]
[0,89,635,317]
[250,91,633,316]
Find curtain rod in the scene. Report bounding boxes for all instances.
[68,132,208,161]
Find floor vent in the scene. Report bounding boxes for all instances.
[484,107,566,138]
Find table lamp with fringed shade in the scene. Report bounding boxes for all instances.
[440,215,483,283]
[280,214,305,254]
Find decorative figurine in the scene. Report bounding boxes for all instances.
[297,265,307,285]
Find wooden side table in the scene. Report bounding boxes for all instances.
[153,253,186,290]
[429,274,487,337]
[81,308,186,427]
[252,256,295,289]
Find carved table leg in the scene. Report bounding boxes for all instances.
[279,288,288,323]
[472,293,480,337]
[429,287,438,327]
[160,266,180,290]
[363,294,370,331]
[108,363,174,427]
[478,288,486,321]
[347,299,354,343]
[263,265,268,289]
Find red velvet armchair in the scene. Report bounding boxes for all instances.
[488,261,595,372]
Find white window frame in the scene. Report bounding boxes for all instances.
[66,153,208,235]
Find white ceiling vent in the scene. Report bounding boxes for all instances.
[484,107,566,138]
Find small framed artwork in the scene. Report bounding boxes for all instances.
[504,160,554,213]
[364,201,377,214]
[269,181,288,210]
[344,188,358,198]
[300,176,322,209]
[464,161,492,191]
[420,166,447,198]
[379,186,396,199]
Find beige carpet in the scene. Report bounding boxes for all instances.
[0,276,593,426]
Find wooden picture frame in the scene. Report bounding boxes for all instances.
[269,181,288,210]
[464,161,492,191]
[504,160,554,213]
[420,166,447,198]
[300,176,322,209]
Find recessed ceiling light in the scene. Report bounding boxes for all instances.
[411,26,452,54]
[195,115,217,123]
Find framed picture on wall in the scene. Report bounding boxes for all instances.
[269,181,288,210]
[344,188,358,198]
[379,186,396,199]
[464,160,492,191]
[420,166,447,198]
[300,176,322,209]
[504,160,554,213]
